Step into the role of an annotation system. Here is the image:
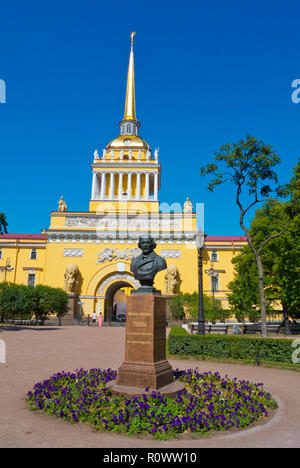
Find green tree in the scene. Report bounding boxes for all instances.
[0,283,69,323]
[228,246,272,323]
[227,159,300,327]
[0,283,23,321]
[200,135,291,337]
[50,288,69,325]
[33,285,68,322]
[0,213,8,234]
[170,291,228,324]
[168,293,185,322]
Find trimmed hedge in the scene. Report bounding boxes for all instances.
[169,326,189,336]
[168,331,298,365]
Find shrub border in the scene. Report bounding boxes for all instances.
[168,328,298,367]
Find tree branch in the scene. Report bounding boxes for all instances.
[258,218,291,255]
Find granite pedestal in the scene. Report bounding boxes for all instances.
[67,293,79,318]
[109,292,185,397]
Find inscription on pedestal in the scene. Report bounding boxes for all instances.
[132,321,146,327]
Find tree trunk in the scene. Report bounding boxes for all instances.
[282,302,291,335]
[255,254,267,337]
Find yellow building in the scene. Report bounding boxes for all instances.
[0,35,247,321]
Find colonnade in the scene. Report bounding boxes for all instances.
[91,171,159,201]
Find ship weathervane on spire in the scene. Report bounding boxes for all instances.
[130,31,136,47]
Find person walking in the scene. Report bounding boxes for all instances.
[98,312,103,328]
[92,312,97,327]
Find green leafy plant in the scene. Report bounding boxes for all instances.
[0,283,69,323]
[168,333,298,365]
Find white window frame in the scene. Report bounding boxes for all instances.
[27,273,36,287]
[211,251,218,262]
[211,274,219,292]
[30,249,37,260]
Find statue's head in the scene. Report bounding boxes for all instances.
[64,263,79,292]
[65,263,79,277]
[137,235,156,255]
[167,264,179,278]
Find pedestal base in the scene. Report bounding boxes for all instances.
[107,379,185,398]
[67,293,79,319]
[117,359,174,390]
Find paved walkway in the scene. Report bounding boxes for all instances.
[0,325,299,448]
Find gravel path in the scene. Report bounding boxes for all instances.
[0,325,299,448]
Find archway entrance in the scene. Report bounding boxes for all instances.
[104,280,134,322]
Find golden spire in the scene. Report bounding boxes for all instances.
[123,32,137,121]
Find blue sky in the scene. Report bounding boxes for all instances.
[0,0,299,236]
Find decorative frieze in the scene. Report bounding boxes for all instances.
[161,250,181,258]
[97,247,141,264]
[63,248,84,257]
[65,215,183,230]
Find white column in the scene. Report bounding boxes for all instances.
[109,172,115,199]
[154,172,158,200]
[100,172,106,199]
[136,172,141,200]
[91,172,97,199]
[145,172,150,200]
[118,172,123,199]
[127,172,132,200]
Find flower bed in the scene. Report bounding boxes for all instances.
[26,368,276,439]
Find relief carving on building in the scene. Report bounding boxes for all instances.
[65,216,182,230]
[97,247,141,264]
[63,249,84,257]
[160,250,181,258]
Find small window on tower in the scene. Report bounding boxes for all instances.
[0,250,2,259]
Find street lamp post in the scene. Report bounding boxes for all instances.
[0,258,14,282]
[196,230,206,335]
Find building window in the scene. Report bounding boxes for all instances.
[28,273,36,287]
[30,249,37,260]
[0,250,2,259]
[211,251,218,262]
[211,275,219,292]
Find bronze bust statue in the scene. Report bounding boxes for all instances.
[130,236,167,294]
